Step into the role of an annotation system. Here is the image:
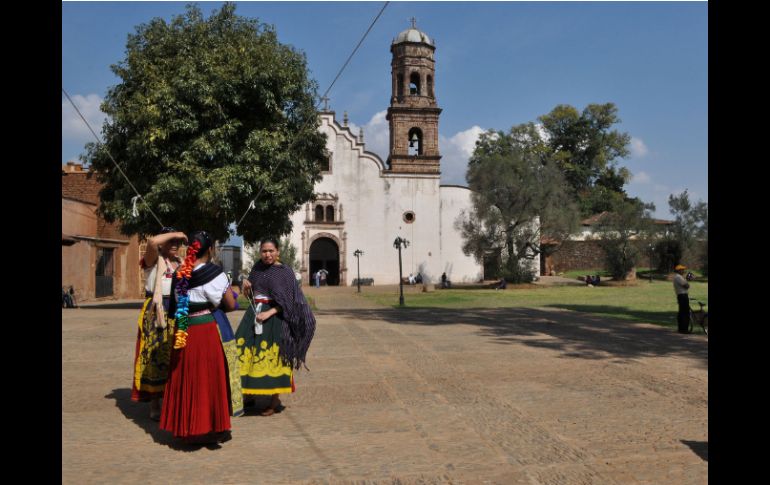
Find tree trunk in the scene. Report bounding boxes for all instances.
[624,267,637,280]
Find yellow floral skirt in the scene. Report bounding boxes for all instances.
[131,297,175,401]
[235,304,294,395]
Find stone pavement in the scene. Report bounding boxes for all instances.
[62,286,707,484]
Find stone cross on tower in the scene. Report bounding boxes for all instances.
[320,96,330,111]
[410,17,417,28]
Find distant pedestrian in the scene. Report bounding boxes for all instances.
[673,264,691,333]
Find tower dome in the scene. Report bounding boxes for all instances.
[392,27,433,46]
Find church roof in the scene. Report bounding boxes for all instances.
[393,27,433,46]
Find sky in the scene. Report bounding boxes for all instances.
[62,1,708,222]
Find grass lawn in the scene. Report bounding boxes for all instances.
[360,280,708,332]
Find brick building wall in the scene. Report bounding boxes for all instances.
[62,163,143,301]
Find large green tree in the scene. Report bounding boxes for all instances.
[457,123,580,282]
[538,103,633,216]
[83,3,327,242]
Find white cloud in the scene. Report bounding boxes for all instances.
[630,137,649,158]
[350,111,483,186]
[631,171,651,184]
[349,110,389,162]
[62,93,107,143]
[439,126,485,185]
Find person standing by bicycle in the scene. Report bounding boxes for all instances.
[673,264,691,333]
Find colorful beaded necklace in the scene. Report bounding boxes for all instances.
[172,240,201,349]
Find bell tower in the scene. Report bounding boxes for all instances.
[386,19,442,174]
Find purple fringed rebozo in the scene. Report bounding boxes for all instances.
[248,262,316,369]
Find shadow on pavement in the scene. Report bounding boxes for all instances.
[105,388,210,452]
[681,440,708,461]
[332,306,708,367]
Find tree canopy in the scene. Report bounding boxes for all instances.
[457,123,580,282]
[664,189,708,272]
[83,3,327,242]
[538,103,633,216]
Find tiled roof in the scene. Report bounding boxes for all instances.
[581,212,674,226]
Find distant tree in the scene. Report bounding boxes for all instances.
[667,190,708,270]
[457,123,580,283]
[538,103,633,217]
[278,237,300,272]
[82,3,327,243]
[653,239,683,274]
[594,199,656,280]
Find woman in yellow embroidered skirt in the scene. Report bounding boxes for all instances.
[236,238,316,416]
[131,228,187,420]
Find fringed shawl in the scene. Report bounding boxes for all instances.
[248,262,316,369]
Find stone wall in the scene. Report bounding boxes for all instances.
[548,240,605,273]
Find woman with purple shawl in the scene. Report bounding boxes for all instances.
[236,238,316,415]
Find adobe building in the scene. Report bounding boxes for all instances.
[62,162,143,301]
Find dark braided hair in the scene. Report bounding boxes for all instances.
[189,230,213,255]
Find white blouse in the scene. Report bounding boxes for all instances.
[143,258,178,296]
[184,263,230,306]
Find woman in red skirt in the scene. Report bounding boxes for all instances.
[160,230,237,444]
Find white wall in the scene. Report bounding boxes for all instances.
[439,186,484,283]
[287,113,482,285]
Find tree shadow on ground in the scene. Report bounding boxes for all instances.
[543,304,680,328]
[545,304,708,336]
[681,440,708,461]
[104,388,216,452]
[329,306,707,366]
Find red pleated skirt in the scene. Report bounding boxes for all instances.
[159,322,231,438]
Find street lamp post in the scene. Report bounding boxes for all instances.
[393,237,409,306]
[354,249,364,293]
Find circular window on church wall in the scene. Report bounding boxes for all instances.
[403,211,416,223]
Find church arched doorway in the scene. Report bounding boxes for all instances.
[309,237,340,286]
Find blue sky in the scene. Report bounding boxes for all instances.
[62,1,708,221]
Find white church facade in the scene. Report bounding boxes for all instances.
[250,24,527,286]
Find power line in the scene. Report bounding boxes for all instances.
[64,0,390,234]
[62,88,165,228]
[235,1,389,229]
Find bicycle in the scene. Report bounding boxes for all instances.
[689,298,708,335]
